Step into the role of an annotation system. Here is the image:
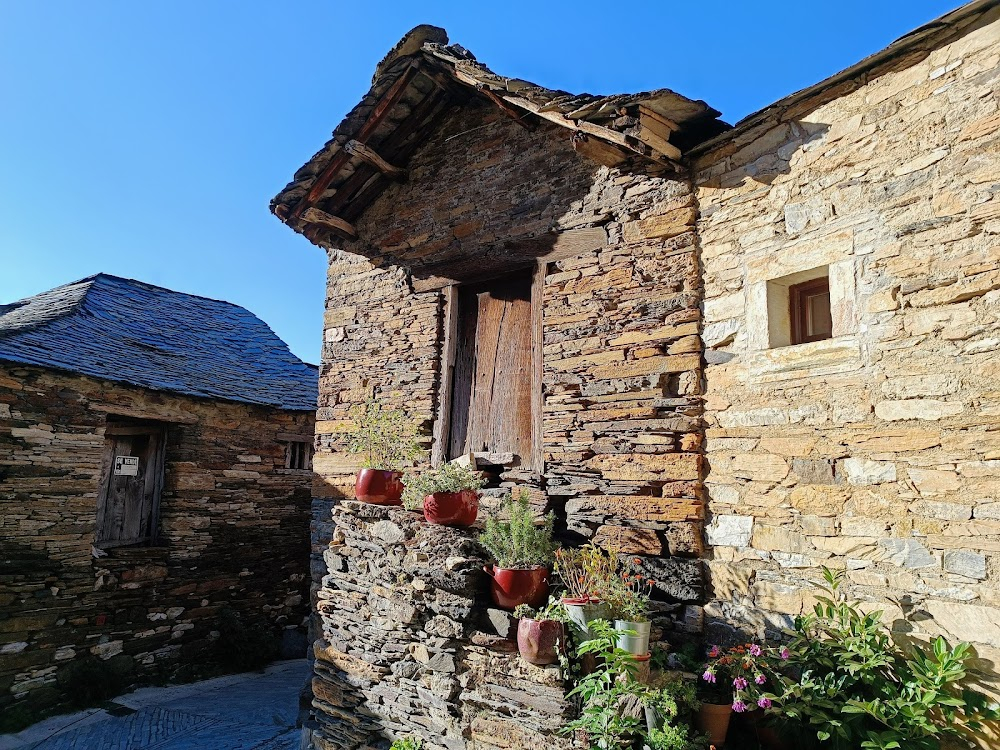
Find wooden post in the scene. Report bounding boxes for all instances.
[431,285,459,466]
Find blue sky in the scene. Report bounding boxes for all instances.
[0,1,960,364]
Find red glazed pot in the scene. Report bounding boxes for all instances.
[516,617,563,666]
[354,469,403,505]
[484,565,549,610]
[423,490,479,526]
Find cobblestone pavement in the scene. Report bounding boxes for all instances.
[0,659,308,750]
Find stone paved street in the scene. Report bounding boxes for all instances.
[0,660,307,750]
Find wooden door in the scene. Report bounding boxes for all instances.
[448,272,534,465]
[95,426,166,548]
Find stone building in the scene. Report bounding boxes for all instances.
[0,274,318,716]
[271,2,999,747]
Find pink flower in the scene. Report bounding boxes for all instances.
[755,673,767,685]
[732,700,748,713]
[780,647,790,660]
[748,644,762,656]
[758,697,772,709]
[708,645,720,658]
[733,677,748,690]
[702,670,716,684]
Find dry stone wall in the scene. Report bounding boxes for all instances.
[0,364,313,714]
[695,11,1000,683]
[311,501,571,750]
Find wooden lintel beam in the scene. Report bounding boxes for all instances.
[288,62,420,222]
[344,139,406,179]
[301,207,357,239]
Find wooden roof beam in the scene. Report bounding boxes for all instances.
[344,139,406,180]
[476,85,533,130]
[287,62,420,222]
[300,207,357,240]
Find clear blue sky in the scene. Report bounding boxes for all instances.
[0,1,961,364]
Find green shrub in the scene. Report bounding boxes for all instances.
[389,736,423,750]
[781,568,999,750]
[401,461,483,510]
[346,398,421,470]
[478,490,556,569]
[58,654,133,707]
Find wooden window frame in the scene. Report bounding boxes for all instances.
[284,440,313,470]
[431,263,544,472]
[789,276,832,345]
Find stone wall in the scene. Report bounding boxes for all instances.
[307,100,708,745]
[0,363,314,714]
[311,501,571,750]
[695,9,1000,683]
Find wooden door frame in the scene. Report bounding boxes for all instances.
[96,422,167,548]
[431,262,545,473]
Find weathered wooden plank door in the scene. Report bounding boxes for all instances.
[95,426,167,547]
[448,272,534,466]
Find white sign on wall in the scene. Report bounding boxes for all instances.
[114,456,139,476]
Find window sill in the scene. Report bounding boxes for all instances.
[742,335,862,382]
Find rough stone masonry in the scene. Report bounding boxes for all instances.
[274,3,1000,747]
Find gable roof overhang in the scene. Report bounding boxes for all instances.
[270,25,727,255]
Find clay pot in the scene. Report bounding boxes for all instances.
[483,565,549,610]
[423,489,479,526]
[698,702,733,747]
[516,617,563,666]
[742,708,791,750]
[354,469,403,505]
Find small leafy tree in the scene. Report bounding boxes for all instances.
[400,461,484,510]
[479,490,556,569]
[345,398,421,470]
[781,567,999,750]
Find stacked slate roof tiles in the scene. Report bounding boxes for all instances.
[0,274,318,411]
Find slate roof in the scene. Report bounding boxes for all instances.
[0,274,318,411]
[270,25,728,243]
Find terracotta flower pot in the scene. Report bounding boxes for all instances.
[423,489,479,526]
[698,702,733,747]
[483,565,549,610]
[743,708,790,750]
[516,617,563,666]
[354,469,403,505]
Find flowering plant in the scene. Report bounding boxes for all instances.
[701,642,789,713]
[554,544,616,602]
[606,557,655,622]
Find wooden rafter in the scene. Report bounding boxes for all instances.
[344,139,406,179]
[476,85,533,130]
[300,207,357,239]
[287,62,421,222]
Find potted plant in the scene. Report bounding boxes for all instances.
[479,490,557,610]
[401,461,483,526]
[346,398,421,505]
[389,737,422,750]
[513,601,566,666]
[606,556,655,656]
[699,642,785,748]
[778,568,999,750]
[554,544,615,637]
[638,673,703,749]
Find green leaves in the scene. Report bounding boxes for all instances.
[346,398,422,470]
[478,490,556,568]
[780,566,992,749]
[400,462,484,510]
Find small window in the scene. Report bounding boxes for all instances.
[284,441,313,470]
[789,277,833,344]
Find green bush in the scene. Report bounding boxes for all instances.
[781,568,999,750]
[478,490,556,569]
[389,736,423,750]
[57,654,133,708]
[346,398,421,470]
[401,461,483,510]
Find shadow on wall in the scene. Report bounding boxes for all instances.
[696,120,831,189]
